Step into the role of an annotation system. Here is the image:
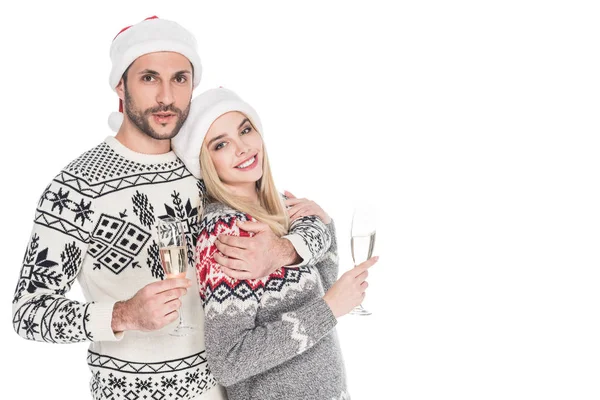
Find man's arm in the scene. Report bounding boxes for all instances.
[213,194,333,279]
[282,214,332,267]
[281,191,333,268]
[11,179,121,343]
[213,216,332,280]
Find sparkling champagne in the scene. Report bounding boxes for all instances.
[351,232,376,265]
[159,245,187,279]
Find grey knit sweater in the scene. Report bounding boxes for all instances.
[195,202,350,399]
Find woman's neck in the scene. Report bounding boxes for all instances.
[225,183,260,205]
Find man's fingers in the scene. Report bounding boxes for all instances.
[236,220,269,233]
[160,288,187,303]
[152,278,191,294]
[163,310,180,324]
[289,204,317,220]
[284,198,307,207]
[284,190,297,199]
[214,252,247,271]
[164,298,182,314]
[214,252,232,267]
[218,234,249,249]
[220,265,252,280]
[287,204,306,219]
[215,239,243,260]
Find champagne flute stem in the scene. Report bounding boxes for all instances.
[178,303,185,327]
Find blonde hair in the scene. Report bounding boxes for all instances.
[199,121,290,237]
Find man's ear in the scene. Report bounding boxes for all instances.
[116,79,125,101]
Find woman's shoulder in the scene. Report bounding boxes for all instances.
[203,201,250,219]
[200,202,253,233]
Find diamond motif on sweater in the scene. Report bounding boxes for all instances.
[87,214,151,275]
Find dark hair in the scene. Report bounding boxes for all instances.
[121,65,131,88]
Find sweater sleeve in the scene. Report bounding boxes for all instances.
[283,215,332,268]
[195,209,337,387]
[11,177,121,343]
[312,220,339,291]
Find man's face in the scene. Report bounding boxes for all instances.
[117,52,193,140]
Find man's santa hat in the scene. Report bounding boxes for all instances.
[108,16,202,132]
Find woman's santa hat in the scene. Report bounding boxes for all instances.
[108,16,202,132]
[172,87,263,179]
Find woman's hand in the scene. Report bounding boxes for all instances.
[284,191,331,224]
[323,256,378,318]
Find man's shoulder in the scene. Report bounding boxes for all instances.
[59,139,116,180]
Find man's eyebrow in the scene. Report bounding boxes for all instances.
[138,69,159,75]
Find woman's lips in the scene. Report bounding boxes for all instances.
[235,155,258,170]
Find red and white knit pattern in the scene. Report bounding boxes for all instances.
[195,210,318,316]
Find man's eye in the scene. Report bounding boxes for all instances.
[142,75,155,82]
[175,76,187,84]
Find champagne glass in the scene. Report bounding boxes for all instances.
[350,206,376,316]
[157,216,195,336]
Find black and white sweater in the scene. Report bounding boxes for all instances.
[11,136,331,400]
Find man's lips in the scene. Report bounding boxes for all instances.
[152,113,176,124]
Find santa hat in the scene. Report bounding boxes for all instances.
[108,16,202,132]
[172,87,263,179]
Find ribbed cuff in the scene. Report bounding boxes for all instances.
[294,296,338,340]
[87,302,124,342]
[282,233,311,267]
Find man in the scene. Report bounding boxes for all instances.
[12,16,332,400]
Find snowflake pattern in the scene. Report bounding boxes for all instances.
[107,373,128,390]
[146,241,164,279]
[13,234,63,303]
[61,242,82,279]
[88,351,217,400]
[12,141,242,399]
[132,190,156,229]
[39,185,94,227]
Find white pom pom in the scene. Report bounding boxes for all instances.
[108,112,124,132]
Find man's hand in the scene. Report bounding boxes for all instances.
[214,220,299,280]
[111,278,191,333]
[284,191,331,224]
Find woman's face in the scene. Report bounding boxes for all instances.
[204,111,264,192]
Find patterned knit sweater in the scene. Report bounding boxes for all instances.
[11,136,331,400]
[196,202,350,400]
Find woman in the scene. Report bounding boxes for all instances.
[172,87,377,400]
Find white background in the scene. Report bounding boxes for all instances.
[1,1,599,399]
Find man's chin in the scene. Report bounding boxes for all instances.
[145,122,182,140]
